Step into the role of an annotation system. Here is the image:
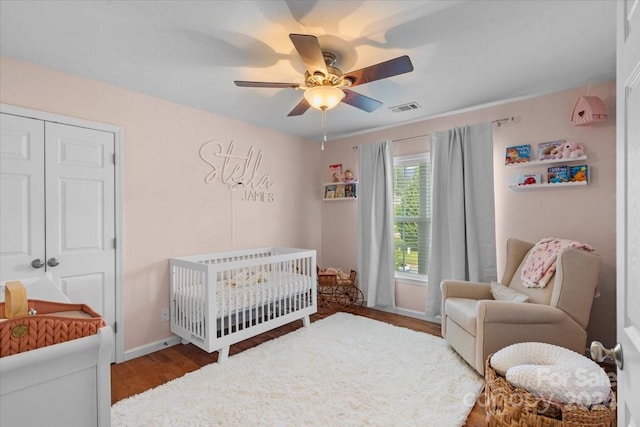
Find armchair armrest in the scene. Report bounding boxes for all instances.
[440,280,492,338]
[473,300,587,374]
[477,300,567,324]
[441,280,492,301]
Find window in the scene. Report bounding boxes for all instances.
[393,153,431,280]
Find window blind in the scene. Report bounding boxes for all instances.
[393,153,431,277]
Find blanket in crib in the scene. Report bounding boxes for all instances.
[174,271,312,318]
[521,238,594,289]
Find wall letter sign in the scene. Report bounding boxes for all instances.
[199,140,275,202]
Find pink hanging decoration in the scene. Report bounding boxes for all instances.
[571,95,608,126]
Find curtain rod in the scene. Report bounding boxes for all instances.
[352,133,429,150]
[352,116,515,150]
[493,116,515,127]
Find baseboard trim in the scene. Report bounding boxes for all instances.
[123,335,182,362]
[374,305,442,324]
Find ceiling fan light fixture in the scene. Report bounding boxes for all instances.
[304,85,345,111]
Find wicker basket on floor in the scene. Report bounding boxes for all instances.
[485,356,616,427]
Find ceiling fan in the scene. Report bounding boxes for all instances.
[234,33,414,117]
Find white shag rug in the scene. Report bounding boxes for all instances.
[112,313,483,427]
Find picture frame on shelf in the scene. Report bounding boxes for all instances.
[329,164,342,182]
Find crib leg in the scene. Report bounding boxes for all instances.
[302,315,310,328]
[217,346,230,363]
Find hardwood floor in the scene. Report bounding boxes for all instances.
[111,305,487,426]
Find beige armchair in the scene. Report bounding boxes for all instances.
[440,238,600,375]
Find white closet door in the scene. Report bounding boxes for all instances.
[44,122,116,331]
[615,0,640,421]
[0,114,46,281]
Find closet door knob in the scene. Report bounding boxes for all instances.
[31,258,45,268]
[590,341,623,370]
[47,257,60,267]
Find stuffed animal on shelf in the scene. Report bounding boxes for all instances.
[559,141,585,159]
[343,169,357,182]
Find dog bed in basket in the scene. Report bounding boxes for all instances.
[485,343,616,426]
[0,299,105,357]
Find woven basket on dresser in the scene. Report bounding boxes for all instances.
[484,356,616,427]
[0,299,105,357]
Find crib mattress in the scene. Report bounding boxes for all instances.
[174,271,312,318]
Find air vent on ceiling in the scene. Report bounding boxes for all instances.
[389,102,422,113]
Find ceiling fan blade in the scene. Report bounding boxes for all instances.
[234,81,300,88]
[287,98,311,116]
[343,55,414,87]
[341,89,383,112]
[289,33,328,77]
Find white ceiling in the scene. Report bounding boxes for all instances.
[0,0,616,142]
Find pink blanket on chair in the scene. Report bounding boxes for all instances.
[521,238,594,288]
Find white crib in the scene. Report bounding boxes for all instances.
[169,247,317,362]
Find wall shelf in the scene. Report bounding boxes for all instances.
[322,182,358,201]
[506,150,589,190]
[505,155,587,168]
[508,181,588,191]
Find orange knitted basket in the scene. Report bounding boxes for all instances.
[0,299,105,357]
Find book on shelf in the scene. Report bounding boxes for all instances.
[344,183,357,198]
[511,174,542,186]
[547,165,569,183]
[336,185,345,198]
[324,185,337,199]
[568,164,589,182]
[537,140,564,161]
[505,144,531,164]
[329,164,342,182]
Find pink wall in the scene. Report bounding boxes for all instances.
[0,56,322,351]
[322,81,617,347]
[0,54,616,350]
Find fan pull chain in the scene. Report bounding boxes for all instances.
[321,107,327,151]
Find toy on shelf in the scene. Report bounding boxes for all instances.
[343,169,357,182]
[557,141,585,159]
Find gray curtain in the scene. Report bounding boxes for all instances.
[357,140,395,308]
[426,123,497,317]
